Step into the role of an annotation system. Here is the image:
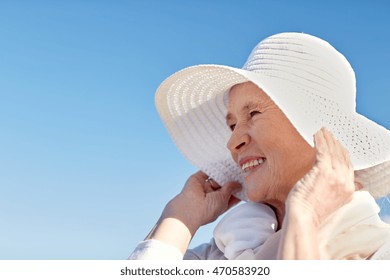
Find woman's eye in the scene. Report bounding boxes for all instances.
[229,124,236,131]
[250,110,261,117]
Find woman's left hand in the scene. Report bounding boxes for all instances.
[286,127,356,226]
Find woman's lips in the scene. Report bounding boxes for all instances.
[240,157,266,173]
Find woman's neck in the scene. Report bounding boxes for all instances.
[264,201,285,230]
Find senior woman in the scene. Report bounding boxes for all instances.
[130,32,390,260]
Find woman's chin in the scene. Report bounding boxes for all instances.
[244,180,266,202]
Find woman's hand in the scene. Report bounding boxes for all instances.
[286,127,356,226]
[145,171,241,255]
[279,128,356,259]
[163,171,242,236]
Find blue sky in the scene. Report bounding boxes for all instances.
[0,0,389,260]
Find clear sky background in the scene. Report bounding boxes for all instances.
[0,0,389,260]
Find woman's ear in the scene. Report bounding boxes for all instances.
[354,181,363,191]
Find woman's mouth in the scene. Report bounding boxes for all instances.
[240,158,266,173]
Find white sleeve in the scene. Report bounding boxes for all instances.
[128,239,183,260]
[370,238,390,260]
[128,238,226,260]
[184,238,226,260]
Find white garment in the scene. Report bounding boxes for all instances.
[129,191,390,260]
[213,202,277,259]
[213,191,390,260]
[318,191,390,259]
[129,239,183,260]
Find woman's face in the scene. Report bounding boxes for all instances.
[226,82,315,206]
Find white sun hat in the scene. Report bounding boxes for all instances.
[155,32,390,200]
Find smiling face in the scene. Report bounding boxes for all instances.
[226,82,315,208]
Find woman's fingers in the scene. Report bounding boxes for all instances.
[219,181,242,211]
[314,128,353,171]
[318,127,333,155]
[289,127,355,224]
[204,177,221,193]
[191,171,224,193]
[313,128,330,166]
[179,171,242,227]
[221,181,242,198]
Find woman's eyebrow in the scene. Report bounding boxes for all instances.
[244,101,259,110]
[225,112,233,124]
[225,101,260,123]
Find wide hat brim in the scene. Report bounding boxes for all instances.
[155,65,390,200]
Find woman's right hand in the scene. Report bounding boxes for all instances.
[145,171,241,255]
[162,171,242,236]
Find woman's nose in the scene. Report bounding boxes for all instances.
[227,125,250,152]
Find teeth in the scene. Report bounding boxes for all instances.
[241,158,264,172]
